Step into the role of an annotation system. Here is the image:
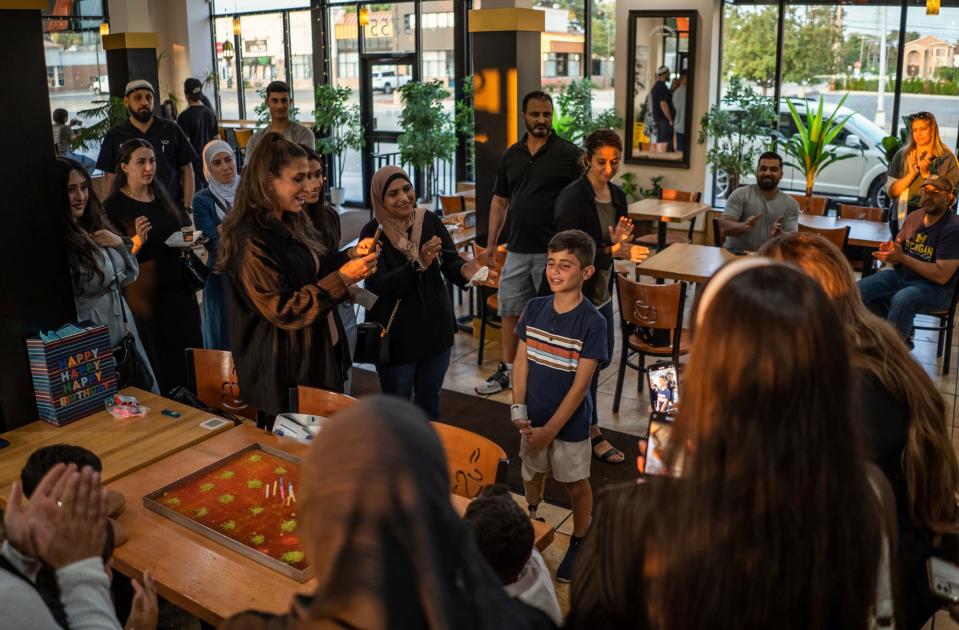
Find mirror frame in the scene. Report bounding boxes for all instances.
[624,9,699,169]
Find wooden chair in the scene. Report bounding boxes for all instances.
[288,386,358,416]
[797,223,850,250]
[612,273,690,413]
[635,189,703,250]
[430,421,508,499]
[234,128,253,150]
[790,194,829,216]
[839,204,884,222]
[184,349,257,421]
[706,209,724,247]
[439,195,466,216]
[913,282,959,375]
[473,243,507,366]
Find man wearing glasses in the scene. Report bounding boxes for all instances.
[859,175,959,341]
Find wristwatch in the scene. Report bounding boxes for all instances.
[411,259,426,272]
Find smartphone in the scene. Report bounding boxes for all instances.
[928,557,959,603]
[161,408,182,418]
[647,361,679,418]
[0,437,9,449]
[372,225,384,245]
[642,418,674,476]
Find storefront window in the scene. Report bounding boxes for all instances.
[535,1,587,87]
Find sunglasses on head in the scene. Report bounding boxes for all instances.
[911,112,933,121]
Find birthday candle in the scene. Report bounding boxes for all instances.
[273,480,278,496]
[289,486,296,503]
[280,483,285,501]
[265,485,269,498]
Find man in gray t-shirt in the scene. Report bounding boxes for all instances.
[721,151,800,252]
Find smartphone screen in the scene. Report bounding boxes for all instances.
[643,419,674,476]
[928,557,959,603]
[372,225,384,244]
[647,362,679,416]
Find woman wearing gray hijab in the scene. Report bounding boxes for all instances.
[192,139,240,350]
[360,166,496,418]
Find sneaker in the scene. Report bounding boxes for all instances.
[556,536,583,583]
[528,504,546,523]
[476,362,511,395]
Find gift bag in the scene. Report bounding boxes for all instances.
[26,322,118,426]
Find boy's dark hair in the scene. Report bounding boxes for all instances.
[758,151,783,168]
[52,108,69,124]
[522,90,553,113]
[548,229,596,269]
[21,444,102,497]
[463,484,534,584]
[265,80,291,98]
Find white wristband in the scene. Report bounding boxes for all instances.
[510,404,528,421]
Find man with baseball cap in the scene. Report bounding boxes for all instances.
[650,65,675,152]
[95,79,197,210]
[859,174,959,340]
[176,77,219,187]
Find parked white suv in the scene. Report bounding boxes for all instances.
[371,69,411,94]
[717,100,890,209]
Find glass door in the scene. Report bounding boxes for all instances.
[361,55,417,208]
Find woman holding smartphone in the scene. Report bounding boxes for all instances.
[886,112,959,217]
[762,232,959,630]
[217,135,378,427]
[567,260,897,630]
[555,129,648,464]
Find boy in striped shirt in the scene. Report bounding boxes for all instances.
[511,229,608,582]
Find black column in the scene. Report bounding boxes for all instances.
[0,7,77,430]
[102,32,159,103]
[469,8,543,242]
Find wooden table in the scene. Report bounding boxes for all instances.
[451,225,477,250]
[109,425,553,626]
[0,388,231,508]
[628,198,712,251]
[635,242,738,284]
[798,214,891,248]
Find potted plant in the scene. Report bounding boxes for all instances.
[72,96,129,152]
[398,80,457,203]
[313,84,363,211]
[454,74,476,181]
[781,93,856,199]
[548,78,623,146]
[697,75,777,198]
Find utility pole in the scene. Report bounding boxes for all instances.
[876,6,887,129]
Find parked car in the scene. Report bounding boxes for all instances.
[717,99,890,209]
[371,69,411,94]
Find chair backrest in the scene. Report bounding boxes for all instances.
[797,223,850,250]
[472,242,508,269]
[839,204,884,222]
[430,421,508,499]
[615,273,686,331]
[439,195,466,215]
[705,209,724,246]
[660,188,702,203]
[184,348,257,420]
[789,194,828,216]
[289,385,358,416]
[235,128,254,149]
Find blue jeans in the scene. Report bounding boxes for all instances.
[375,346,452,419]
[589,300,615,427]
[858,269,954,339]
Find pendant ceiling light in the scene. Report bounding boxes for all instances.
[359,6,370,27]
[233,16,242,36]
[927,0,940,15]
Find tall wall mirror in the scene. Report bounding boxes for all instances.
[625,10,698,168]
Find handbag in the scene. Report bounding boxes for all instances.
[107,250,156,391]
[181,247,210,291]
[353,299,401,365]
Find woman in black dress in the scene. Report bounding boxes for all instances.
[104,139,202,393]
[217,134,378,426]
[361,165,496,419]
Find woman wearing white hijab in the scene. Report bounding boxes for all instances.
[192,139,240,350]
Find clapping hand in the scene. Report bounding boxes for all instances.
[608,217,635,246]
[744,214,761,230]
[419,236,443,269]
[770,216,785,237]
[91,229,123,249]
[126,570,159,630]
[134,216,152,243]
[873,240,904,264]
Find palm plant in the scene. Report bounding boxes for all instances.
[549,78,623,146]
[398,80,457,200]
[71,97,128,152]
[781,93,856,197]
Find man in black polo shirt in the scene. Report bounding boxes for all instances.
[96,79,197,210]
[475,90,583,396]
[650,65,675,152]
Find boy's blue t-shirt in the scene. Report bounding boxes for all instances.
[516,295,608,442]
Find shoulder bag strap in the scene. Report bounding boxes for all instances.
[380,299,402,338]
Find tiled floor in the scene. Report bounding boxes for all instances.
[437,277,959,620]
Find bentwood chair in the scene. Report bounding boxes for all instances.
[288,386,358,416]
[472,243,508,366]
[439,194,466,216]
[635,189,704,251]
[184,348,257,422]
[913,282,959,375]
[790,194,829,216]
[613,273,690,413]
[431,421,508,499]
[798,223,850,251]
[839,204,884,223]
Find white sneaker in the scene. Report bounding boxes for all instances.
[475,362,511,395]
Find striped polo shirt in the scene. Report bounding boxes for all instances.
[516,295,607,442]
